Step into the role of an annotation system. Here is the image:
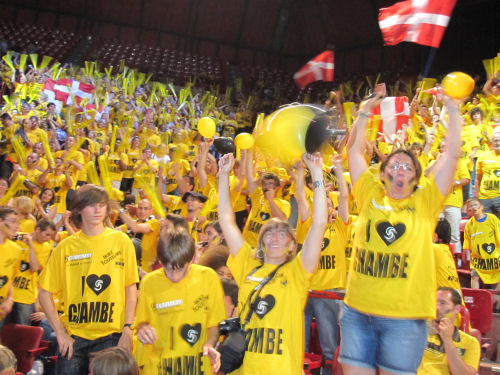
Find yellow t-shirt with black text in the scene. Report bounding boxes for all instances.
[134,265,226,374]
[38,228,139,340]
[0,240,22,303]
[345,169,444,318]
[13,240,53,305]
[463,213,500,284]
[418,329,480,374]
[227,242,312,375]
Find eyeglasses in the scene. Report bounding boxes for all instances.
[388,162,414,172]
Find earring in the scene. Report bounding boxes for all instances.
[256,248,265,259]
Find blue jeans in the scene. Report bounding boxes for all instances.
[56,332,121,375]
[339,304,427,375]
[305,290,343,375]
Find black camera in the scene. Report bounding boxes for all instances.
[219,317,241,336]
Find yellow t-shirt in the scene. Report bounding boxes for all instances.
[107,152,129,183]
[120,218,160,273]
[463,213,500,284]
[133,159,159,189]
[227,242,312,375]
[13,240,53,304]
[345,169,444,319]
[0,240,22,303]
[433,244,461,291]
[309,217,349,291]
[417,329,480,374]
[242,189,291,248]
[38,228,139,340]
[163,160,190,194]
[164,195,187,217]
[476,150,500,199]
[43,172,68,214]
[123,149,140,179]
[443,158,470,208]
[134,265,226,374]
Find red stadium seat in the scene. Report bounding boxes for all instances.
[0,324,47,373]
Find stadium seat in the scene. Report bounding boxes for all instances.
[0,324,47,374]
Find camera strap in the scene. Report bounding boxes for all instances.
[240,261,287,328]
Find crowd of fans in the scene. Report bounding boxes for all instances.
[0,45,498,375]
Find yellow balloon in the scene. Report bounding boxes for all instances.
[197,117,216,138]
[234,133,255,150]
[442,72,475,99]
[254,104,329,167]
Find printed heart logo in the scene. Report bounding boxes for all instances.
[86,274,111,295]
[180,323,201,346]
[376,222,406,246]
[20,261,30,272]
[0,276,8,288]
[482,243,496,255]
[260,212,270,221]
[254,295,275,319]
[321,238,330,251]
[494,170,500,178]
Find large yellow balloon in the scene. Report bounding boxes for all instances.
[234,133,255,150]
[442,72,475,99]
[197,117,216,138]
[254,104,329,167]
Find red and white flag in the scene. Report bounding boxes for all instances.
[371,96,410,140]
[378,0,457,48]
[43,78,95,110]
[293,50,334,89]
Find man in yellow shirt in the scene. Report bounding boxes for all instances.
[418,287,480,375]
[462,197,500,308]
[8,219,55,325]
[117,199,160,275]
[242,157,291,247]
[134,228,225,374]
[475,130,500,215]
[39,184,139,374]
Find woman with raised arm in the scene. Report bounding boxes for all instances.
[340,89,463,375]
[218,152,327,375]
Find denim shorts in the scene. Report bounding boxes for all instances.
[339,304,427,375]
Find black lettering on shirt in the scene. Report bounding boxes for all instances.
[354,248,409,279]
[157,353,203,375]
[68,302,115,323]
[245,328,283,355]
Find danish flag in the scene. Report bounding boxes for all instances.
[293,51,334,89]
[43,78,95,110]
[378,0,457,48]
[371,96,410,140]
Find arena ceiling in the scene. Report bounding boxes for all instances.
[0,0,498,79]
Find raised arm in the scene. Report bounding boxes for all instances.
[218,153,244,256]
[347,94,383,185]
[300,153,328,274]
[294,160,311,222]
[245,149,258,194]
[430,94,463,195]
[331,154,349,223]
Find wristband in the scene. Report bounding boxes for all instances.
[359,111,371,119]
[123,323,132,329]
[312,180,324,189]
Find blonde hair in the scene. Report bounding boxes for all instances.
[256,218,297,262]
[0,345,17,372]
[13,196,34,215]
